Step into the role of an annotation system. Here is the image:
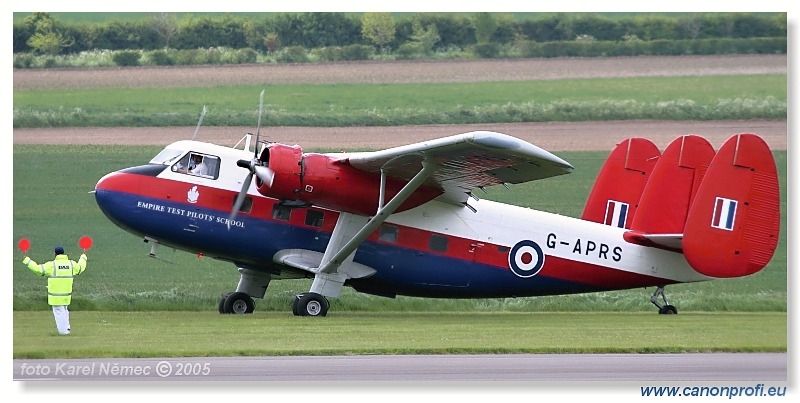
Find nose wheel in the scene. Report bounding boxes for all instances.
[292,292,329,317]
[651,286,678,314]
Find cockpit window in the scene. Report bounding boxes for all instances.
[171,152,220,179]
[150,149,183,165]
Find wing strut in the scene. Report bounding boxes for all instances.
[321,160,433,274]
[309,161,435,297]
[378,168,387,210]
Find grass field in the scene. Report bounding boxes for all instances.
[13,75,787,127]
[12,145,787,314]
[12,59,789,362]
[12,311,787,359]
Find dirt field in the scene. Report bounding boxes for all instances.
[13,55,787,151]
[12,120,787,152]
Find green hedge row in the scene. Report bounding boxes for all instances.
[12,37,787,69]
[13,12,786,56]
[515,37,786,58]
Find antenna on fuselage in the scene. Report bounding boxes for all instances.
[191,105,208,141]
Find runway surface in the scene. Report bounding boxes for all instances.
[14,353,787,382]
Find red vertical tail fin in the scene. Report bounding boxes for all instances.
[630,135,716,235]
[682,133,780,278]
[582,138,660,228]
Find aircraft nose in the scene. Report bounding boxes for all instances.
[94,170,143,226]
[95,171,121,204]
[95,170,138,194]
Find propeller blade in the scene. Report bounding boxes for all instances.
[237,158,274,187]
[229,172,253,229]
[254,165,275,187]
[191,105,207,141]
[237,159,252,169]
[254,90,265,158]
[230,151,272,230]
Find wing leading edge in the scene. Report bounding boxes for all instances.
[339,131,574,206]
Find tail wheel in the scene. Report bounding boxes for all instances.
[651,286,678,315]
[658,305,678,315]
[295,293,329,317]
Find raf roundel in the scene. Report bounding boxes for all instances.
[508,240,545,278]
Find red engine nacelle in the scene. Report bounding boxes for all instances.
[254,144,442,216]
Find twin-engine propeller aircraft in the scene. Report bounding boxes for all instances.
[94,102,780,317]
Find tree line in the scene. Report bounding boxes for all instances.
[12,12,786,66]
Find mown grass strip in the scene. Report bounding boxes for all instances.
[12,75,787,127]
[12,311,787,359]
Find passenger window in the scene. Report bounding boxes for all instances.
[305,210,324,227]
[379,225,398,243]
[272,204,291,221]
[234,197,253,214]
[429,234,448,252]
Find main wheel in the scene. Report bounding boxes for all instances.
[292,294,302,316]
[295,293,329,317]
[222,292,255,314]
[218,292,233,314]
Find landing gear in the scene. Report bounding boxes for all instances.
[651,286,678,315]
[218,293,228,313]
[292,293,329,317]
[217,268,271,314]
[219,292,255,314]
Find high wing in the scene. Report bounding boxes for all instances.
[339,131,574,206]
[259,131,573,304]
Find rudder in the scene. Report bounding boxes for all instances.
[582,138,660,228]
[630,135,716,235]
[682,133,780,278]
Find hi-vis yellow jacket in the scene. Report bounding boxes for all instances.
[23,254,87,305]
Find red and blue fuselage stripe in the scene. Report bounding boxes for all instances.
[95,166,671,298]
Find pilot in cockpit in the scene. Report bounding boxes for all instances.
[175,154,207,176]
[188,154,208,176]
